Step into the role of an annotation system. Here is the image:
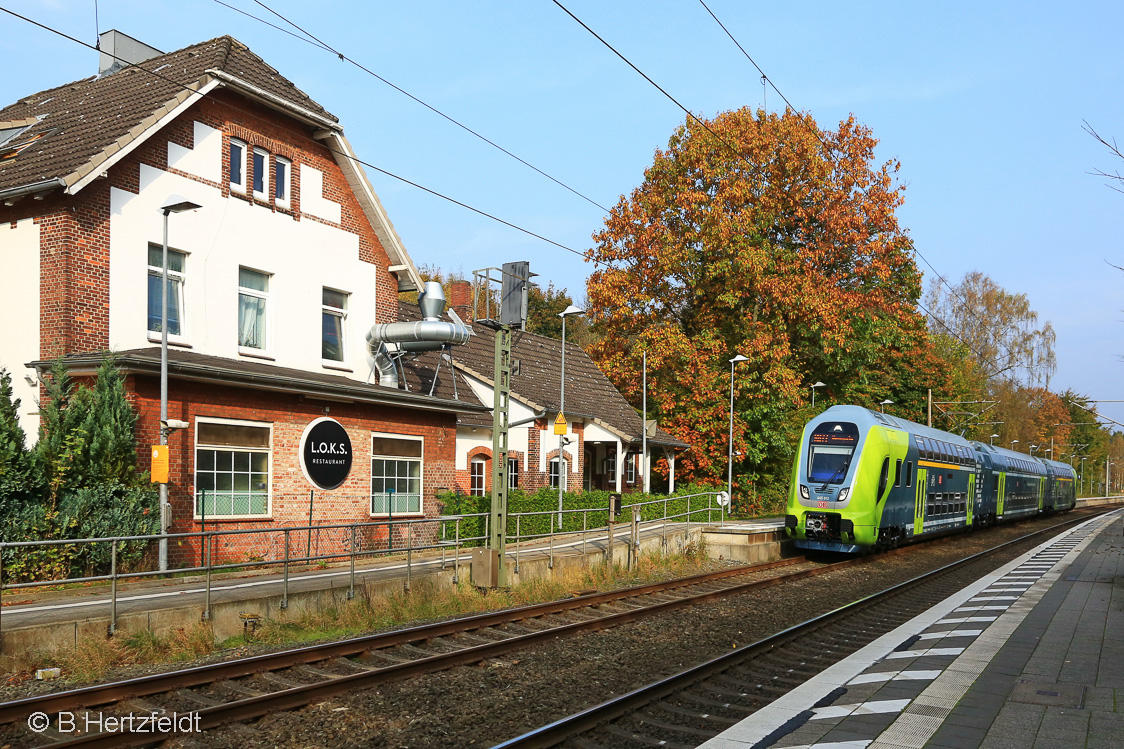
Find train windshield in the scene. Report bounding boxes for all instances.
[807,422,859,484]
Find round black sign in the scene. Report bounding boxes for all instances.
[299,417,353,490]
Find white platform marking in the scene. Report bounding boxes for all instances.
[812,699,912,720]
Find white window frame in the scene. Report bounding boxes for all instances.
[321,287,349,367]
[146,242,188,345]
[274,156,291,208]
[470,458,487,497]
[252,146,269,200]
[193,416,272,520]
[371,432,424,517]
[626,453,636,484]
[550,457,561,489]
[237,266,271,355]
[508,457,519,489]
[229,138,247,193]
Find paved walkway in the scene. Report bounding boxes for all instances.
[700,509,1123,749]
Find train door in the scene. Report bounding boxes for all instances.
[914,468,926,535]
[997,472,1006,516]
[967,472,976,526]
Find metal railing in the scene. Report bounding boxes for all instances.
[0,491,725,643]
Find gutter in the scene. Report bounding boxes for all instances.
[0,178,66,204]
[205,69,343,132]
[30,354,488,417]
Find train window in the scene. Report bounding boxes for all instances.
[905,461,914,487]
[894,459,902,487]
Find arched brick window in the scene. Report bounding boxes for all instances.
[470,458,487,497]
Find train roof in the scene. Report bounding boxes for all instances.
[812,405,975,446]
[810,405,1077,478]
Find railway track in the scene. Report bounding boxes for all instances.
[1,555,846,748]
[494,511,1106,749]
[1,510,1102,748]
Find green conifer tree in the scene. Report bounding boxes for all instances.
[79,355,139,484]
[0,368,36,515]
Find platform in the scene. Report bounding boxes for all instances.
[0,518,787,666]
[700,508,1124,749]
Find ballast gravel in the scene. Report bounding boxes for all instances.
[180,514,1079,749]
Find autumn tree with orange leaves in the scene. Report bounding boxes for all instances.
[586,108,951,510]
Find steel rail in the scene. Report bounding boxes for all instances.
[0,557,807,727]
[491,511,1106,749]
[43,557,869,748]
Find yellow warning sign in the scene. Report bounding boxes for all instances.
[554,413,567,435]
[151,445,169,484]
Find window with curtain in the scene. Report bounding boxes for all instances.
[322,288,348,362]
[238,267,269,351]
[146,244,186,336]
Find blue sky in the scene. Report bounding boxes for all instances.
[3,1,1122,428]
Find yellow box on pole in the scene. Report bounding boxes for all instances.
[151,445,169,484]
[554,413,567,435]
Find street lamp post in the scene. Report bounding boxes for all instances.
[1080,456,1086,495]
[810,381,825,409]
[728,355,749,501]
[158,196,201,572]
[1030,444,1038,458]
[557,305,584,526]
[880,399,893,414]
[1010,440,1019,451]
[990,434,999,446]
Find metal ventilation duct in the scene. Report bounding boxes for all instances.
[366,281,472,388]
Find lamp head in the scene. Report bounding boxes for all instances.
[160,195,202,214]
[812,381,826,388]
[729,354,749,364]
[558,305,584,318]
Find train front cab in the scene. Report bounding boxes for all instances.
[787,407,914,553]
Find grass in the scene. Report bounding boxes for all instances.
[31,541,717,683]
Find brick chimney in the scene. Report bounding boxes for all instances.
[449,280,473,321]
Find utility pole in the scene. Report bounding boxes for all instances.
[641,350,648,494]
[477,263,530,587]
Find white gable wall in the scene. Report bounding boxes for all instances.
[0,218,41,439]
[108,129,381,380]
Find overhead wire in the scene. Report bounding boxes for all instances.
[694,0,1059,398]
[549,0,771,185]
[0,5,595,264]
[211,0,612,214]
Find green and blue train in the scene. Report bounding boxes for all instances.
[785,405,1077,553]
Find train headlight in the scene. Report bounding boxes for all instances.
[837,488,850,502]
[799,485,810,499]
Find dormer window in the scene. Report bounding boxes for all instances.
[229,138,247,193]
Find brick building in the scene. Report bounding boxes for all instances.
[0,32,488,557]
